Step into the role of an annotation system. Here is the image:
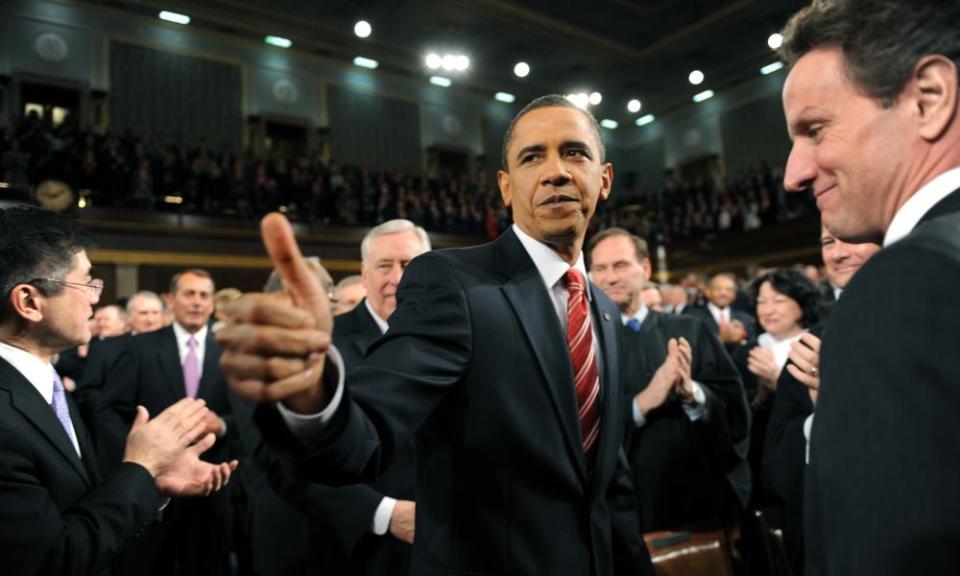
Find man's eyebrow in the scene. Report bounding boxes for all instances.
[560,140,592,154]
[515,144,545,161]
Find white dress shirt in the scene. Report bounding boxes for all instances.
[707,302,730,325]
[171,322,209,378]
[0,340,81,456]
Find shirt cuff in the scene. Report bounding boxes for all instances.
[277,346,345,439]
[804,412,815,464]
[682,381,708,421]
[371,496,398,536]
[632,398,647,428]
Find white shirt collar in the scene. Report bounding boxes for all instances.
[0,340,56,403]
[172,321,208,346]
[884,167,960,246]
[706,302,728,322]
[512,224,592,299]
[363,298,389,335]
[621,304,649,326]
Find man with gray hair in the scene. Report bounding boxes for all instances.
[779,0,960,573]
[333,275,365,315]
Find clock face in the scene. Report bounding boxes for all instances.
[35,180,75,212]
[34,32,70,63]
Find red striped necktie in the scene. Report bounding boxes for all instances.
[563,269,601,460]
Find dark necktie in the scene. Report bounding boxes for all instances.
[563,269,601,459]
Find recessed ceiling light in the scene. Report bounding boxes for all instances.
[430,75,452,87]
[354,20,372,38]
[692,89,715,103]
[635,114,655,127]
[688,70,705,85]
[265,35,292,49]
[353,56,378,69]
[425,53,442,69]
[768,33,784,50]
[589,92,603,105]
[513,62,530,78]
[158,11,190,25]
[495,92,516,103]
[627,99,642,113]
[761,61,784,75]
[600,119,618,130]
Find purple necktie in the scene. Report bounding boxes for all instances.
[51,370,80,456]
[183,336,200,398]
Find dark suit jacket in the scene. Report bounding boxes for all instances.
[54,345,87,383]
[0,356,159,576]
[619,310,751,531]
[683,305,756,354]
[73,334,131,437]
[261,301,416,576]
[763,323,824,576]
[95,325,234,576]
[257,228,653,576]
[805,188,960,575]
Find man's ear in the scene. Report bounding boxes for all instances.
[498,169,513,208]
[909,55,958,142]
[8,284,45,325]
[642,258,652,281]
[599,163,614,202]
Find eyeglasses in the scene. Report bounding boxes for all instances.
[28,278,105,299]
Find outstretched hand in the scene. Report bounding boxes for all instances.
[216,213,333,413]
[156,432,239,497]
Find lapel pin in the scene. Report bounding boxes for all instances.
[602,312,611,321]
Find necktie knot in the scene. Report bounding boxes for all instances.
[563,269,585,297]
[625,318,642,333]
[187,335,198,349]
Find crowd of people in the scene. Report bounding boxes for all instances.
[1,1,958,575]
[3,112,812,246]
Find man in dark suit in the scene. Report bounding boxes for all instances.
[683,273,755,355]
[779,1,960,573]
[97,269,234,575]
[589,228,750,531]
[217,95,654,575]
[0,205,235,576]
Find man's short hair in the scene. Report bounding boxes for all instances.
[126,290,163,313]
[500,94,606,171]
[709,272,738,286]
[97,304,127,321]
[779,0,960,106]
[587,227,650,263]
[264,256,334,297]
[335,274,363,291]
[0,205,90,322]
[360,219,431,263]
[169,268,214,294]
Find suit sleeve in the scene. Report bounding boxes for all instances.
[806,236,960,575]
[93,338,139,475]
[257,252,473,485]
[762,349,815,506]
[0,419,159,576]
[607,448,655,576]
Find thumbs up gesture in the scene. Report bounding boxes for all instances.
[216,213,333,413]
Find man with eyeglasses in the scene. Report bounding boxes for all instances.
[97,268,236,576]
[0,204,236,576]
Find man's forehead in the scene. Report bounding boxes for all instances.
[510,106,599,149]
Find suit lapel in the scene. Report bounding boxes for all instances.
[199,330,221,400]
[353,304,384,360]
[588,289,622,492]
[0,359,92,486]
[68,393,101,483]
[917,187,960,226]
[157,327,185,400]
[497,231,588,485]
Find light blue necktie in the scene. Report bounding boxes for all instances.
[51,370,80,456]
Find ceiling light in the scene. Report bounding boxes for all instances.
[589,92,602,105]
[353,56,378,69]
[425,53,442,69]
[455,55,470,72]
[430,75,452,87]
[692,89,715,103]
[441,54,458,71]
[495,92,516,103]
[158,10,190,25]
[761,61,784,75]
[265,35,292,49]
[565,93,590,110]
[627,99,642,113]
[635,114,655,127]
[688,70,705,85]
[354,20,372,38]
[600,119,618,130]
[768,33,784,50]
[513,62,530,78]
